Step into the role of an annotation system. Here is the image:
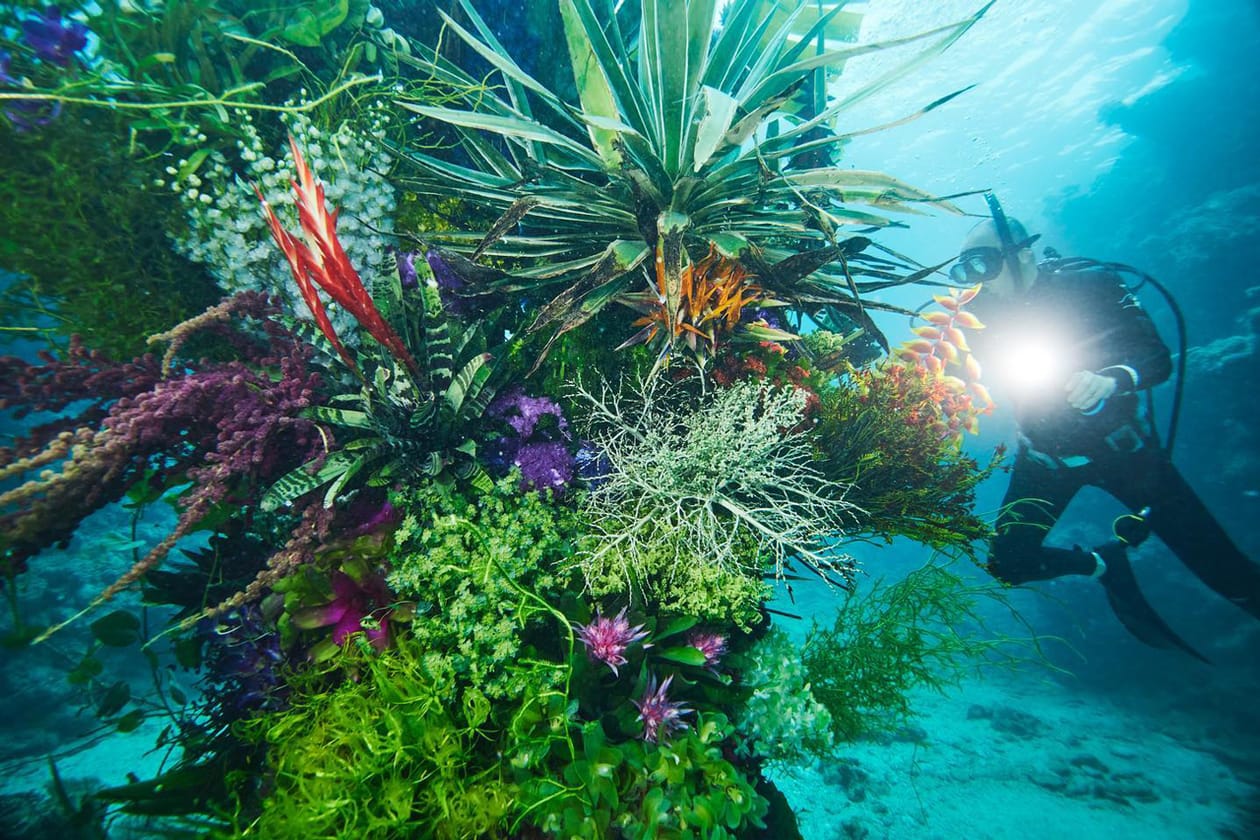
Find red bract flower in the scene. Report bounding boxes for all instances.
[258,137,418,376]
[633,674,692,743]
[574,607,649,676]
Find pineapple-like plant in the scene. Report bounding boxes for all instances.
[260,292,503,512]
[395,0,991,368]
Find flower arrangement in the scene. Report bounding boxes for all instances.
[0,2,1012,836]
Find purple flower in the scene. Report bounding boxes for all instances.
[0,50,62,132]
[686,630,728,669]
[22,7,88,67]
[513,440,574,492]
[2,96,61,132]
[0,51,17,87]
[488,387,575,493]
[575,607,649,676]
[633,674,692,743]
[489,386,568,439]
[200,606,288,715]
[394,250,419,290]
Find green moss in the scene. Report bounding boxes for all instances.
[578,528,769,632]
[0,111,221,358]
[386,476,579,699]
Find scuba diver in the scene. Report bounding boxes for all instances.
[953,195,1260,660]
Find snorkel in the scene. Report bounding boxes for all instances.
[984,191,1025,283]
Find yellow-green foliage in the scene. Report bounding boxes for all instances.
[0,111,221,358]
[239,637,515,839]
[395,193,472,236]
[386,476,577,699]
[802,563,1004,741]
[578,527,769,632]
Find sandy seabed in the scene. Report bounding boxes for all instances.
[773,671,1256,840]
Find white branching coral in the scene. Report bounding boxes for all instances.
[574,377,858,598]
[166,104,397,338]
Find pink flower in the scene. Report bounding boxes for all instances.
[293,570,391,651]
[574,608,649,676]
[686,630,728,669]
[633,674,692,743]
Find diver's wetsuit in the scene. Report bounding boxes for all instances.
[979,266,1260,620]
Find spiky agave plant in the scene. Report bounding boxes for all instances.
[395,0,991,369]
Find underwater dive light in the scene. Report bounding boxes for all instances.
[991,328,1072,401]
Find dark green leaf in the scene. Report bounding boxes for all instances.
[173,636,202,670]
[116,709,145,733]
[98,681,131,718]
[67,655,104,686]
[91,610,142,647]
[0,625,43,649]
[652,615,698,641]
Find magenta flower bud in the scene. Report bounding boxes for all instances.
[574,607,649,676]
[686,630,728,668]
[633,674,692,743]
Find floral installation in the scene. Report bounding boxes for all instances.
[0,2,1014,837]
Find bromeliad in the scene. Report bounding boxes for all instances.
[617,244,797,369]
[258,137,419,377]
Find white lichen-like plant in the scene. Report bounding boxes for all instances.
[575,377,859,596]
[164,103,397,338]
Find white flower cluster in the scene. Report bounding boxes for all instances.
[165,103,397,339]
[736,629,834,764]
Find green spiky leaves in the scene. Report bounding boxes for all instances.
[262,292,502,511]
[395,0,992,363]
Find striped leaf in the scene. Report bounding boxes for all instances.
[261,450,360,512]
[441,353,493,429]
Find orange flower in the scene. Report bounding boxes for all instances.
[618,245,792,364]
